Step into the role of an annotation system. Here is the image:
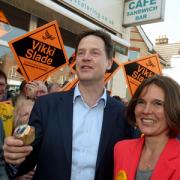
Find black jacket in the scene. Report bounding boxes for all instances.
[15,89,132,180]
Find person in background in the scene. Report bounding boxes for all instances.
[0,102,14,137]
[7,89,17,101]
[112,96,129,107]
[3,30,132,180]
[13,98,35,180]
[114,75,180,180]
[4,80,47,180]
[0,70,9,178]
[0,69,10,178]
[47,82,63,93]
[19,80,27,97]
[0,69,7,102]
[122,98,129,106]
[25,81,48,100]
[11,80,27,106]
[0,119,8,180]
[112,95,123,102]
[112,95,140,138]
[13,81,47,180]
[15,80,48,105]
[0,70,14,137]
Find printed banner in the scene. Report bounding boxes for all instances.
[104,58,121,83]
[9,20,68,81]
[123,54,162,96]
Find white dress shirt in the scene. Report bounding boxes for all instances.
[71,85,107,180]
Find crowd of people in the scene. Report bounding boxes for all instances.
[0,30,179,180]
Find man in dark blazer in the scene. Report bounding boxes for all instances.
[3,30,132,180]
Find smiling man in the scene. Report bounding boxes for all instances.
[3,30,132,180]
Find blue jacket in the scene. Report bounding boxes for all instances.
[15,89,133,180]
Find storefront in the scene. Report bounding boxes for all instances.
[0,0,130,97]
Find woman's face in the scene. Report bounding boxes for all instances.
[135,84,169,137]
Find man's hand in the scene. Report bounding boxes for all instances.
[3,136,33,165]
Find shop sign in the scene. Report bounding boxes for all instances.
[123,0,166,26]
[122,54,162,95]
[53,0,123,33]
[8,20,68,81]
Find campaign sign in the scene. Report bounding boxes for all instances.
[104,58,121,84]
[68,52,76,74]
[0,10,9,24]
[123,54,162,96]
[9,20,68,81]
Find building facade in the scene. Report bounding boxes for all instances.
[0,0,131,97]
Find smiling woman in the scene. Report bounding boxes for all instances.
[134,84,168,137]
[127,75,180,138]
[114,75,180,180]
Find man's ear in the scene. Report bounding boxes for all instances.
[106,58,113,70]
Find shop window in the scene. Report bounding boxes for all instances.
[114,44,128,56]
[128,50,140,60]
[8,65,19,78]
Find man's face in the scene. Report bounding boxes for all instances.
[76,35,112,83]
[0,76,6,101]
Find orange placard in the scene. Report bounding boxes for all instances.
[0,10,9,24]
[122,54,162,96]
[69,61,76,74]
[68,52,76,65]
[9,20,68,81]
[104,58,121,84]
[0,10,12,38]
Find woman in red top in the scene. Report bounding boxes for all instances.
[114,75,180,180]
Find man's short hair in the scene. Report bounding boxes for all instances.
[75,30,114,59]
